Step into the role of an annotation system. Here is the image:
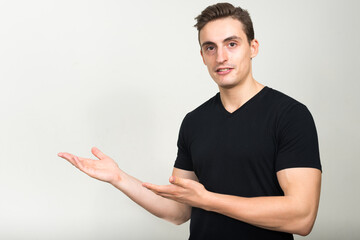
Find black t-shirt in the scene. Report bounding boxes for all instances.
[174,86,322,240]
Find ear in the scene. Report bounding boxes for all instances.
[200,49,206,65]
[250,39,259,59]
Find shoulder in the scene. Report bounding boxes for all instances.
[269,88,321,171]
[182,93,219,123]
[264,87,302,108]
[263,87,311,118]
[265,87,318,141]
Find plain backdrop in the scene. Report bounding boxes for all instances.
[1,0,359,239]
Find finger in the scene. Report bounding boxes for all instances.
[143,183,175,194]
[58,152,77,166]
[77,157,97,167]
[73,155,84,169]
[156,193,178,200]
[142,182,160,192]
[142,183,161,196]
[91,147,107,160]
[58,152,87,170]
[169,176,187,187]
[145,188,174,200]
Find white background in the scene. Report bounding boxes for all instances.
[1,0,359,239]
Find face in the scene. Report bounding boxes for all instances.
[199,17,259,89]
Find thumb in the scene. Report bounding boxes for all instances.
[91,147,108,160]
[169,176,187,187]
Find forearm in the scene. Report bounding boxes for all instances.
[144,168,321,235]
[202,193,317,236]
[58,149,191,225]
[111,172,190,225]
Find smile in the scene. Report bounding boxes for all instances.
[216,68,233,75]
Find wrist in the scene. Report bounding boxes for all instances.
[199,190,215,211]
[109,170,125,187]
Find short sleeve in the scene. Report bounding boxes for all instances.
[174,114,194,171]
[275,104,322,172]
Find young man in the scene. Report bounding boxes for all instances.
[58,3,322,239]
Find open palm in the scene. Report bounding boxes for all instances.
[58,147,122,184]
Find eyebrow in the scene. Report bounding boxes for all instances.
[201,35,242,48]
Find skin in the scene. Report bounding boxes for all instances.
[199,17,263,113]
[59,17,322,236]
[58,148,195,224]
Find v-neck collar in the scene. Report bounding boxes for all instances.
[216,86,269,117]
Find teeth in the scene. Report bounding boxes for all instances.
[218,68,230,72]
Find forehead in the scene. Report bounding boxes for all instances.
[199,17,247,45]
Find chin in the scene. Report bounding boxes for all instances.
[220,84,238,90]
[214,80,239,89]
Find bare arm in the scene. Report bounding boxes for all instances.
[58,147,197,225]
[144,168,321,236]
[203,168,321,235]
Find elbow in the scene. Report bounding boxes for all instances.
[172,217,189,225]
[164,211,191,225]
[170,213,191,225]
[295,226,313,237]
[292,211,317,236]
[160,203,191,225]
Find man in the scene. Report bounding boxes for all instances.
[58,3,322,239]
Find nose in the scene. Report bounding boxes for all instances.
[216,47,228,63]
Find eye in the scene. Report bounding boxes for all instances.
[228,42,237,48]
[203,45,216,55]
[206,46,215,51]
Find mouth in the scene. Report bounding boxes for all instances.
[216,67,233,75]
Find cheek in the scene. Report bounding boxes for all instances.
[230,47,251,62]
[202,55,213,66]
[203,57,215,71]
[207,65,216,77]
[235,53,250,67]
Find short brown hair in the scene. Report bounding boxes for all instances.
[194,3,254,45]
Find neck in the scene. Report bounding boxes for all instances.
[218,78,264,113]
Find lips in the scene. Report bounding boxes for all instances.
[216,67,233,75]
[217,68,230,72]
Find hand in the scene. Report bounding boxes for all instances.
[143,176,209,209]
[58,147,122,185]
